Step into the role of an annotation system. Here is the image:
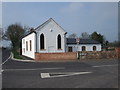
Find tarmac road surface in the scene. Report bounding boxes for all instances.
[2,49,119,88]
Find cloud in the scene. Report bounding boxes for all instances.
[60,3,84,15]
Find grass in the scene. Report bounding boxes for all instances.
[12,50,24,59]
[108,49,115,51]
[14,54,23,59]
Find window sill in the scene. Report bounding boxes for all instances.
[58,49,62,50]
[40,49,46,51]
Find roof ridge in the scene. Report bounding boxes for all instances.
[34,18,66,32]
[34,18,52,30]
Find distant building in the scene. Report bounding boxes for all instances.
[22,18,101,59]
[66,38,101,52]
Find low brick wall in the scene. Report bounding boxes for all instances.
[35,50,118,61]
[115,47,120,58]
[79,51,117,60]
[35,52,77,61]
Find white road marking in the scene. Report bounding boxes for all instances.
[0,70,4,75]
[1,70,4,72]
[92,64,118,67]
[41,67,65,70]
[40,72,92,78]
[2,52,11,65]
[3,67,65,71]
[41,73,50,78]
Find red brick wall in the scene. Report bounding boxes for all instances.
[34,50,118,61]
[79,51,117,60]
[115,47,120,58]
[35,52,77,61]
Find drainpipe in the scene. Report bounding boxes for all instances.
[64,32,67,52]
[76,37,80,59]
[35,31,37,53]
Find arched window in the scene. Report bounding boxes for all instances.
[93,46,96,51]
[40,33,44,49]
[57,34,61,49]
[82,46,86,51]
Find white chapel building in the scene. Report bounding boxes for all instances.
[22,18,101,59]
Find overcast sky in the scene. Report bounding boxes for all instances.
[2,2,118,42]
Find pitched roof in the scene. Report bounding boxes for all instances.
[22,18,66,39]
[34,18,66,32]
[34,18,52,30]
[22,31,36,39]
[66,38,101,44]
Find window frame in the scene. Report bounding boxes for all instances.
[82,46,86,51]
[23,39,25,44]
[40,33,45,50]
[93,46,97,51]
[68,46,73,52]
[26,41,28,51]
[30,40,32,51]
[57,34,61,49]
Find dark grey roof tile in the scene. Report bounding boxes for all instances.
[66,38,101,44]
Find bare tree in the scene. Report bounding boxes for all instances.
[68,33,77,38]
[80,32,90,39]
[4,23,26,51]
[23,25,33,35]
[0,27,3,40]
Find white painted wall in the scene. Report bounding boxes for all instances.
[36,19,66,53]
[66,44,101,52]
[22,33,36,59]
[21,18,101,60]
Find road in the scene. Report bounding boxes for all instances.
[2,49,119,88]
[0,48,2,90]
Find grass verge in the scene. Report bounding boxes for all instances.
[12,50,24,59]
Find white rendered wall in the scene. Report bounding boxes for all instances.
[66,44,101,52]
[36,20,66,53]
[22,33,36,59]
